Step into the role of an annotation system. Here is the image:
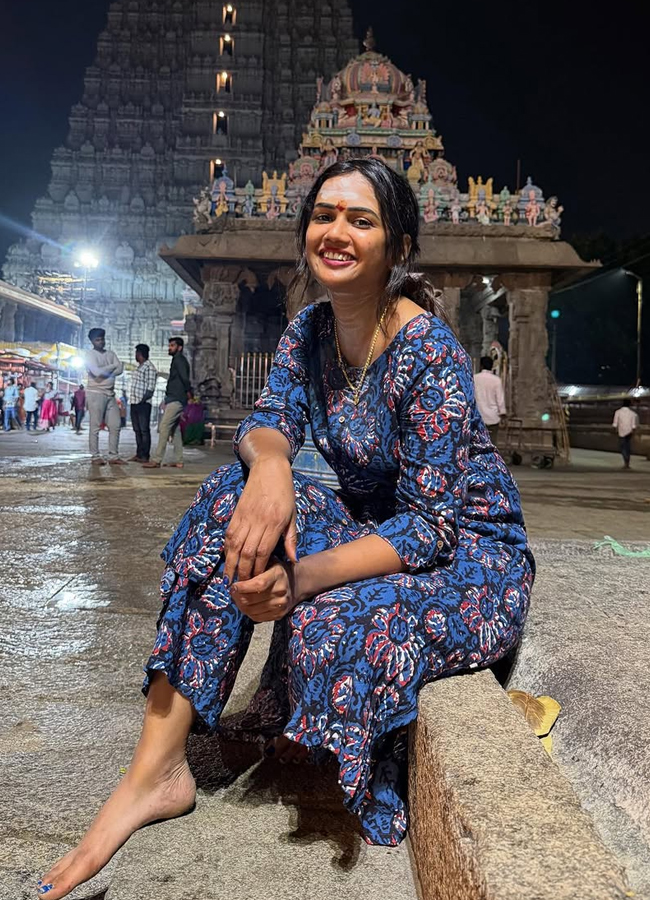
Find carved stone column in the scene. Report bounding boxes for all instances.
[501,273,552,425]
[14,307,26,343]
[480,303,501,355]
[0,301,17,342]
[190,265,256,420]
[427,271,475,336]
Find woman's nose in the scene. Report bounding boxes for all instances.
[324,214,349,243]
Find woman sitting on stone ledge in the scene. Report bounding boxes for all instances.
[38,158,535,899]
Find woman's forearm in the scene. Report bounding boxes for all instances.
[238,428,292,468]
[294,535,403,603]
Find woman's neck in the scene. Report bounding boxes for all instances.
[330,288,385,367]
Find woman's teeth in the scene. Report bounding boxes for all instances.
[322,252,354,261]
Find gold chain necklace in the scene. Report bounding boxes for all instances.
[334,312,385,406]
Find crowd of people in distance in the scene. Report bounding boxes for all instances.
[0,327,197,470]
[0,377,78,433]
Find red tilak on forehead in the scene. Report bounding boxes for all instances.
[335,200,347,211]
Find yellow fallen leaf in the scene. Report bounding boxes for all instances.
[506,690,561,736]
[540,735,553,755]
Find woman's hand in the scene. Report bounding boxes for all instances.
[230,558,297,623]
[223,456,298,584]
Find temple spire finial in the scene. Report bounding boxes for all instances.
[363,27,376,52]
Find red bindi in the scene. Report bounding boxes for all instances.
[335,201,347,211]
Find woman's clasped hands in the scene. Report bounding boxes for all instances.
[223,455,301,623]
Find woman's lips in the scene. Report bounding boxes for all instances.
[319,251,356,268]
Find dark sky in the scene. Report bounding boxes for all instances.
[1,0,649,267]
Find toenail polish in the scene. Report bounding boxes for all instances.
[37,886,54,895]
[222,575,230,588]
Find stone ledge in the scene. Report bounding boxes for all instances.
[409,668,634,900]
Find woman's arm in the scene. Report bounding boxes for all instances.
[224,309,315,583]
[294,534,403,601]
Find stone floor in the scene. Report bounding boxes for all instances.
[1,426,649,898]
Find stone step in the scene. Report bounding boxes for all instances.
[106,628,639,900]
[409,668,638,900]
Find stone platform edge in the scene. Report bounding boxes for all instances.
[408,668,634,900]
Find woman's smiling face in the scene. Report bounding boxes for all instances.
[305,172,390,295]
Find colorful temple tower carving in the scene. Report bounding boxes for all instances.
[193,30,563,234]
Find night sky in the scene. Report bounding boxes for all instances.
[1,0,648,265]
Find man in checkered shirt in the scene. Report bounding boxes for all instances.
[129,343,158,462]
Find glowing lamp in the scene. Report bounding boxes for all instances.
[550,309,560,319]
[218,110,225,118]
[71,356,85,369]
[541,413,551,422]
[75,250,100,269]
[224,34,232,42]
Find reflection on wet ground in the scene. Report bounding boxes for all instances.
[0,429,232,898]
[1,428,649,898]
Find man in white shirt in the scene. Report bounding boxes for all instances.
[474,356,506,444]
[85,327,125,465]
[612,398,639,469]
[23,381,39,431]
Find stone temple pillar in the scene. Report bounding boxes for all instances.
[427,271,474,337]
[502,273,552,425]
[189,265,259,420]
[0,301,17,342]
[14,307,26,343]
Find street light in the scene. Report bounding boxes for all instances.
[623,270,644,387]
[76,250,99,270]
[73,248,100,348]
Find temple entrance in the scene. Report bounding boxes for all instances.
[234,351,274,409]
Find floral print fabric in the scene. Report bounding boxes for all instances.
[144,301,534,846]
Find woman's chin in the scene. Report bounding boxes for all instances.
[312,264,360,292]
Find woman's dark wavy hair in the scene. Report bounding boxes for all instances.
[287,157,448,325]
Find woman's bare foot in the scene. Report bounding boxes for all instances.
[264,734,310,765]
[36,756,196,898]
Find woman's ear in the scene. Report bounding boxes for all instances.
[402,235,412,261]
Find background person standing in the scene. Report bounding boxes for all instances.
[72,384,86,433]
[129,343,157,462]
[473,356,506,444]
[85,328,125,465]
[143,336,191,469]
[23,381,39,431]
[3,378,21,432]
[612,398,639,469]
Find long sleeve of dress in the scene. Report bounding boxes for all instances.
[233,309,312,463]
[375,332,472,572]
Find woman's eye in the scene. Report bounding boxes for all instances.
[313,213,332,223]
[354,218,372,228]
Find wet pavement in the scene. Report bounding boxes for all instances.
[1,427,649,898]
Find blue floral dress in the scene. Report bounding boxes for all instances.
[144,301,534,846]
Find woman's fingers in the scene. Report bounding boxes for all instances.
[223,519,250,583]
[283,512,299,565]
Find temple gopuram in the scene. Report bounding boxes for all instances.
[2,0,358,370]
[162,31,598,463]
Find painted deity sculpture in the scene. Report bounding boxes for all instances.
[190,40,562,233]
